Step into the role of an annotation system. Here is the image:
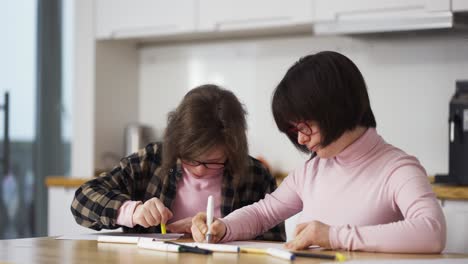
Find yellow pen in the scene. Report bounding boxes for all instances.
[160,223,166,235]
[240,248,295,261]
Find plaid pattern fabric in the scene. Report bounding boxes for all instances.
[71,142,286,241]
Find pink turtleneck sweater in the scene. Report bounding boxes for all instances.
[222,128,446,253]
[116,165,223,227]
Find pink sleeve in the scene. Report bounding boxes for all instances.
[221,168,304,242]
[329,164,446,253]
[116,200,142,228]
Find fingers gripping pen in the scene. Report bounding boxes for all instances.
[205,195,214,243]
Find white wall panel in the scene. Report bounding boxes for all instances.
[138,33,468,175]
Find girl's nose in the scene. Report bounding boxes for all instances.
[297,132,309,145]
[193,165,208,175]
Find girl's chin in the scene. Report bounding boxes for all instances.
[308,144,320,152]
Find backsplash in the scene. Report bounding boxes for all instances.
[137,32,468,175]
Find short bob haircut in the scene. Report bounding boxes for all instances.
[161,84,249,179]
[272,51,376,154]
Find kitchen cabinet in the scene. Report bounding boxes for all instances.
[285,212,301,241]
[95,0,197,39]
[313,0,452,34]
[47,177,112,236]
[441,200,468,254]
[48,186,94,236]
[94,0,463,40]
[198,0,314,32]
[453,0,468,12]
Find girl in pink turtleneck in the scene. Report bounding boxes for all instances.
[191,51,446,253]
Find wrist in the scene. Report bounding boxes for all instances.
[117,200,143,228]
[218,219,229,242]
[131,201,143,225]
[328,225,340,250]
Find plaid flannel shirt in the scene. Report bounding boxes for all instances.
[71,142,285,241]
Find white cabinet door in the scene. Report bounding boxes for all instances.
[48,187,104,236]
[315,0,450,21]
[95,0,197,39]
[453,0,468,11]
[313,0,452,34]
[441,200,468,254]
[198,0,314,32]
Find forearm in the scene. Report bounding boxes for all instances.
[330,214,446,253]
[330,163,445,253]
[71,181,131,229]
[222,200,279,241]
[222,192,300,242]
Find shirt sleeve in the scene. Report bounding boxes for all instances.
[116,200,143,228]
[221,166,305,242]
[329,164,446,253]
[70,144,159,230]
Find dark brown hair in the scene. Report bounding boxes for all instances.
[161,84,249,179]
[272,51,376,154]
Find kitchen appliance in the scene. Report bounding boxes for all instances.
[124,123,155,155]
[435,81,468,185]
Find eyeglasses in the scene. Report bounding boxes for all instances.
[287,122,317,137]
[181,159,227,169]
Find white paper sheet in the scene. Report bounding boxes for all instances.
[178,241,319,252]
[55,232,184,242]
[224,241,319,250]
[224,241,287,250]
[97,233,183,244]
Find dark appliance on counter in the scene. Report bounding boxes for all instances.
[435,81,468,185]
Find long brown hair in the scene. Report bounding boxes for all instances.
[161,84,249,180]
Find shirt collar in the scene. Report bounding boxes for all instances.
[334,128,381,166]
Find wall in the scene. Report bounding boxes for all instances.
[70,0,95,177]
[138,32,468,175]
[94,40,139,171]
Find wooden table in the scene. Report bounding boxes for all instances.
[1,237,467,264]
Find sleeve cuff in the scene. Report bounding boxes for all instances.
[219,219,233,243]
[116,200,142,228]
[329,225,342,250]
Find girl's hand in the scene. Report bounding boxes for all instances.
[166,217,192,233]
[285,220,331,250]
[132,197,173,228]
[191,212,226,243]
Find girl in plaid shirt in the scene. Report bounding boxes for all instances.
[71,84,285,241]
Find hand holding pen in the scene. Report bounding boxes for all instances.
[191,201,226,243]
[132,197,173,228]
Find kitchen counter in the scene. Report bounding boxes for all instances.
[429,176,468,200]
[46,176,468,200]
[45,176,90,188]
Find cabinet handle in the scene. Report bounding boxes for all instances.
[450,119,454,143]
[215,17,292,31]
